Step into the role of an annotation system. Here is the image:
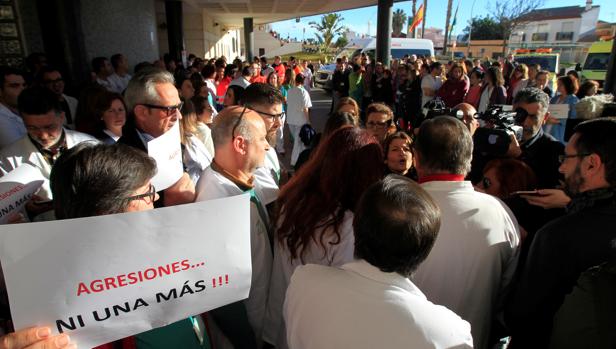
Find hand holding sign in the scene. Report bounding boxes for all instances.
[0,164,46,224]
[0,327,74,349]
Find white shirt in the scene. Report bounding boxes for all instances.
[412,180,520,349]
[264,210,355,348]
[284,260,474,349]
[96,77,115,92]
[478,86,493,113]
[286,86,312,126]
[229,77,251,89]
[302,68,313,91]
[421,74,443,108]
[0,129,98,221]
[107,73,132,94]
[195,166,272,346]
[253,147,280,205]
[0,103,26,149]
[183,135,212,184]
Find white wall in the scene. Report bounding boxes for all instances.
[510,7,600,44]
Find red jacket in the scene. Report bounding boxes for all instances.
[437,77,469,108]
[216,77,232,104]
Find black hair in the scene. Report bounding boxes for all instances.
[324,111,358,137]
[354,175,441,277]
[226,85,245,105]
[573,118,616,187]
[224,64,238,78]
[51,143,157,219]
[201,64,216,79]
[17,86,62,115]
[110,54,124,70]
[0,66,25,87]
[242,83,284,107]
[91,57,109,74]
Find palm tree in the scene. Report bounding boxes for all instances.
[309,14,346,53]
[392,9,407,37]
[443,0,453,54]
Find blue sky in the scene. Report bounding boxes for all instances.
[271,0,614,41]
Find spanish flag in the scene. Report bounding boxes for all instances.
[408,4,425,34]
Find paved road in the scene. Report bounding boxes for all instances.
[278,87,332,171]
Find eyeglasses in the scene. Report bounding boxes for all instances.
[366,120,392,129]
[126,184,157,204]
[249,107,285,121]
[481,177,492,189]
[558,153,591,163]
[139,102,184,117]
[231,106,249,138]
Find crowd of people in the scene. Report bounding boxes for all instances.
[0,47,615,349]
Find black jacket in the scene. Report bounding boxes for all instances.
[332,69,350,96]
[520,129,564,189]
[505,187,616,348]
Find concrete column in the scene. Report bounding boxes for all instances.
[165,0,184,62]
[244,17,254,61]
[376,0,393,66]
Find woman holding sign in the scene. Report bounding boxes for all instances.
[49,143,209,349]
[546,76,579,144]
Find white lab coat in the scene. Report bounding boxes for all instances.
[62,94,78,129]
[412,180,520,349]
[264,210,355,348]
[284,260,474,349]
[0,129,98,220]
[195,166,272,348]
[253,147,280,205]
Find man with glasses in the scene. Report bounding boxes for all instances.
[119,66,195,207]
[38,67,78,129]
[508,87,564,189]
[242,83,285,204]
[0,66,27,148]
[506,117,616,348]
[195,106,272,348]
[0,86,97,221]
[365,102,395,144]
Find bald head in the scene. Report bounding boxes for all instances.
[455,103,479,136]
[211,106,265,148]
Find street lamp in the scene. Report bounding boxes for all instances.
[467,0,478,57]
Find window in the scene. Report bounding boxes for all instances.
[259,48,265,56]
[532,32,548,41]
[556,32,574,41]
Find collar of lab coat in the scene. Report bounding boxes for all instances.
[341,259,426,299]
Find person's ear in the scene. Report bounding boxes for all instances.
[584,153,603,177]
[541,112,550,126]
[232,135,248,155]
[134,105,148,124]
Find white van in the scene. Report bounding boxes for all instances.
[315,38,435,91]
[362,38,435,60]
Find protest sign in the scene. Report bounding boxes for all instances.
[0,163,45,223]
[0,194,251,348]
[148,122,183,190]
[548,104,570,119]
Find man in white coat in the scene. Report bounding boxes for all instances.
[242,83,284,205]
[284,176,474,349]
[0,87,97,220]
[195,106,272,348]
[412,116,520,349]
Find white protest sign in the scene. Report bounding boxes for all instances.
[148,122,183,190]
[548,104,570,119]
[0,163,45,223]
[0,194,251,348]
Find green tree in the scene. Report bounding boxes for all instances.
[309,13,346,52]
[462,16,505,40]
[392,9,407,37]
[335,35,349,48]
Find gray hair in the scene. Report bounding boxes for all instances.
[415,116,473,176]
[211,106,254,149]
[513,87,550,117]
[124,67,175,111]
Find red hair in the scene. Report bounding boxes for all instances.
[276,127,384,261]
[483,158,537,198]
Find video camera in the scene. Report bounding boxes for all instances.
[473,105,526,157]
[418,98,465,126]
